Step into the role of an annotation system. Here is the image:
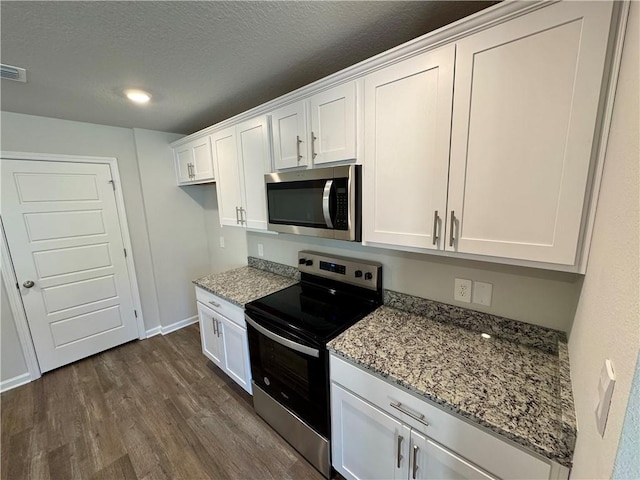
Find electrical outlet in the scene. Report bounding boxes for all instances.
[473,281,493,306]
[258,243,264,257]
[454,278,472,303]
[219,236,225,248]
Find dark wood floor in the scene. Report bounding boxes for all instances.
[1,324,326,480]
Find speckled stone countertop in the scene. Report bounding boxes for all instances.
[328,304,576,467]
[193,265,296,307]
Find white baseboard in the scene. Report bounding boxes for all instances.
[0,372,32,393]
[145,326,162,338]
[145,315,198,338]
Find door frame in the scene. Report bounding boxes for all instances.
[1,151,147,382]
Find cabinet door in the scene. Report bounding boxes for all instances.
[410,430,496,480]
[309,82,357,165]
[212,127,243,227]
[447,1,614,265]
[271,101,307,170]
[363,45,454,250]
[237,116,271,230]
[197,302,224,369]
[191,137,215,181]
[332,383,410,480]
[219,316,252,394]
[174,145,193,184]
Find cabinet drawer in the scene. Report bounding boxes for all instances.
[330,354,551,480]
[195,287,245,327]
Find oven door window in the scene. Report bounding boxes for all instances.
[267,179,333,228]
[248,324,328,436]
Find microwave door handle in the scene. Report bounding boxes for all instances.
[322,179,334,229]
[245,315,320,358]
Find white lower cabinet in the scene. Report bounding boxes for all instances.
[332,384,495,480]
[330,354,564,480]
[196,287,252,394]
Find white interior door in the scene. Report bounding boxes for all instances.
[1,159,139,372]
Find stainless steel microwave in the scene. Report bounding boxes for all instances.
[265,165,361,241]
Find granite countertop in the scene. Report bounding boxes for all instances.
[328,304,576,468]
[193,265,297,307]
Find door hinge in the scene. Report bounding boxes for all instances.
[124,248,128,258]
[108,179,116,191]
[134,310,138,318]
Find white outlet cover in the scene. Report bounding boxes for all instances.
[219,236,225,248]
[473,281,493,306]
[454,278,472,303]
[258,243,264,257]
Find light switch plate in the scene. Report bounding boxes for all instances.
[473,281,493,306]
[595,359,615,437]
[258,243,264,257]
[219,236,225,248]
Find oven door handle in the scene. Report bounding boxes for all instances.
[245,315,320,358]
[322,179,334,229]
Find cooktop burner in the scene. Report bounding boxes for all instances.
[245,251,383,346]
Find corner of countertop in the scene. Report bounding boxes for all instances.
[557,339,577,466]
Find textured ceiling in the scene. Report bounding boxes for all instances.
[1,1,497,134]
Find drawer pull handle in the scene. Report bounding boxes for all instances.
[412,444,419,479]
[397,435,403,468]
[209,301,221,308]
[390,401,429,427]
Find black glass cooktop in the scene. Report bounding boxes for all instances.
[245,282,379,346]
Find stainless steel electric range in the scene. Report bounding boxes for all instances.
[244,251,382,478]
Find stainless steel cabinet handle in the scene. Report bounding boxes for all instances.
[187,163,192,178]
[397,435,404,468]
[432,210,439,245]
[412,445,419,479]
[390,401,430,427]
[311,131,317,159]
[212,318,218,336]
[235,206,241,225]
[217,320,222,337]
[322,180,334,229]
[296,135,303,162]
[22,280,35,288]
[240,207,246,225]
[449,210,456,247]
[209,300,221,308]
[189,163,195,179]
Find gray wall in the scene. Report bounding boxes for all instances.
[567,5,640,477]
[133,128,215,328]
[1,277,28,382]
[247,232,582,332]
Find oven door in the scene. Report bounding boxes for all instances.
[246,313,329,437]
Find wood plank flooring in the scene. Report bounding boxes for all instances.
[1,324,327,480]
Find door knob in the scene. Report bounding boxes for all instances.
[23,280,35,288]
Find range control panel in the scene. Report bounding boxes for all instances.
[298,251,382,291]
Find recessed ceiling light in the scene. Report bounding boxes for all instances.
[125,89,151,104]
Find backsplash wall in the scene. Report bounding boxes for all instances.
[246,231,583,332]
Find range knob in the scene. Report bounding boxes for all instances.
[354,270,363,278]
[364,272,373,281]
[305,259,313,266]
[299,258,306,265]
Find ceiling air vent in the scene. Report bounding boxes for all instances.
[1,64,27,82]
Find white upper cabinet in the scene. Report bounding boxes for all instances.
[212,116,271,229]
[446,1,614,265]
[363,45,455,250]
[237,116,271,230]
[271,81,358,170]
[174,136,215,185]
[211,126,242,226]
[271,101,308,170]
[309,82,357,165]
